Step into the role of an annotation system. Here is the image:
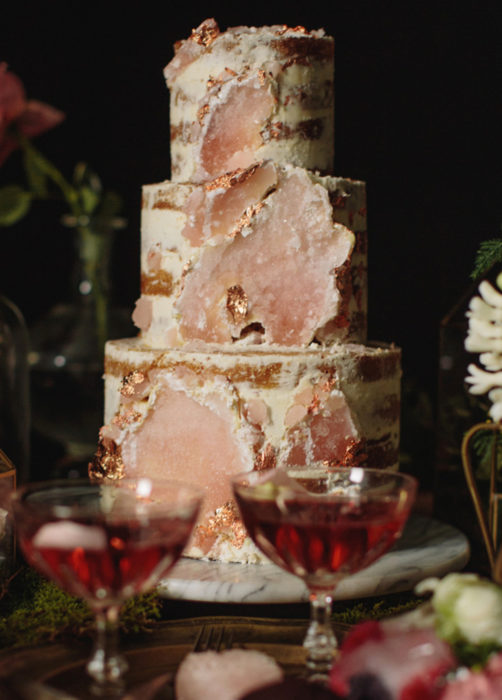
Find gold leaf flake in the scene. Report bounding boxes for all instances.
[205,163,260,192]
[254,444,277,471]
[230,202,264,237]
[207,67,237,90]
[227,285,248,324]
[197,103,210,125]
[88,440,125,481]
[195,501,248,550]
[191,19,219,47]
[274,25,307,35]
[112,409,142,429]
[308,393,321,416]
[120,371,146,398]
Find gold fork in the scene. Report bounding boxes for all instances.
[193,624,233,652]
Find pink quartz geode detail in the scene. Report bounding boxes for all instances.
[118,373,260,525]
[132,296,152,333]
[284,392,359,467]
[196,73,277,181]
[182,161,277,247]
[176,163,355,346]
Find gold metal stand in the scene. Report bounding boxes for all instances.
[461,422,502,575]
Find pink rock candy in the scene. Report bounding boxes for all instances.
[175,649,283,700]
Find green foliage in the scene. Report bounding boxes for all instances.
[471,238,502,280]
[0,185,32,225]
[449,639,502,669]
[23,145,48,197]
[73,162,102,216]
[471,427,502,480]
[98,190,123,222]
[71,163,123,224]
[0,134,122,229]
[0,568,162,649]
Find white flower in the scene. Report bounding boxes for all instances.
[465,273,502,421]
[454,585,502,645]
[432,573,479,610]
[431,573,502,647]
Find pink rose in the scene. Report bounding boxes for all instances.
[441,652,502,699]
[0,62,65,165]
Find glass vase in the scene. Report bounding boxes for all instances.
[28,215,133,479]
[0,448,16,578]
[0,294,29,482]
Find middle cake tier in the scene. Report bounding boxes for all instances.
[133,162,368,349]
[96,338,401,562]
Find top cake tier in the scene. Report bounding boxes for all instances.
[165,19,335,183]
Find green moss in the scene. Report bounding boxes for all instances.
[0,568,423,650]
[0,567,162,649]
[331,593,425,625]
[120,590,162,634]
[451,640,502,669]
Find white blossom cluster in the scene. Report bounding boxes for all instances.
[465,274,502,422]
[417,573,502,648]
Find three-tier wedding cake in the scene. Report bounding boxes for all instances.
[91,19,401,562]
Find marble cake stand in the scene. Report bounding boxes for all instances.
[158,515,470,604]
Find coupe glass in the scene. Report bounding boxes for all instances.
[232,465,417,682]
[10,478,202,697]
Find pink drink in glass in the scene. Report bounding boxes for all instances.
[11,478,202,696]
[232,466,417,681]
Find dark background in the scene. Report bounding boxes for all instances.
[1,2,501,483]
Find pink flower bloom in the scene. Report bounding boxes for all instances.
[0,62,65,165]
[441,652,502,700]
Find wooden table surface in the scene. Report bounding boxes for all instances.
[0,615,352,699]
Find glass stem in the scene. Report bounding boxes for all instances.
[304,590,337,681]
[87,604,128,696]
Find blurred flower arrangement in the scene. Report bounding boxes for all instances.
[0,61,124,348]
[461,241,502,572]
[0,62,130,474]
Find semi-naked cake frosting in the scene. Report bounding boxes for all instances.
[133,163,367,347]
[165,18,334,183]
[92,19,402,563]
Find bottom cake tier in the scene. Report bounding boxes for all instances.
[93,338,401,562]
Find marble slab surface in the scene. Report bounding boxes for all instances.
[158,515,470,604]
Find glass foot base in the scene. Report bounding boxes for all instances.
[303,592,337,683]
[305,649,336,684]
